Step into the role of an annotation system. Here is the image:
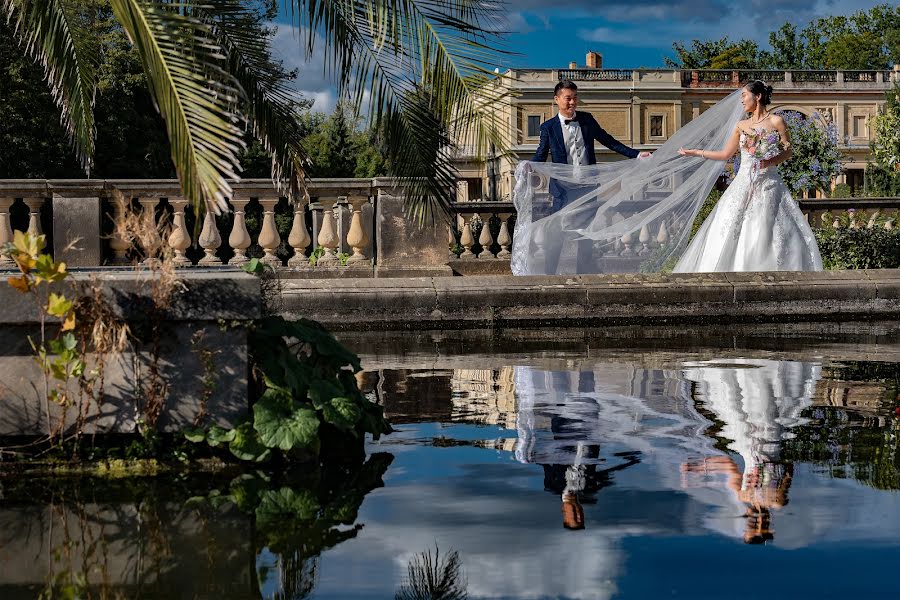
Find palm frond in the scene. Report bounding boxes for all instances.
[109,0,246,214]
[200,1,311,203]
[3,0,99,170]
[290,0,514,224]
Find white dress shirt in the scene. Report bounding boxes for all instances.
[558,111,587,166]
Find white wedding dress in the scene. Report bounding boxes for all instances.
[673,133,823,272]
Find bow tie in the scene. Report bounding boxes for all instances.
[564,117,578,125]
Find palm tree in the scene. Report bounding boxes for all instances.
[3,0,510,222]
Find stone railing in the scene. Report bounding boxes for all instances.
[798,197,900,230]
[685,69,896,88]
[0,178,451,278]
[558,68,633,82]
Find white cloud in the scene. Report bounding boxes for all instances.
[269,22,337,114]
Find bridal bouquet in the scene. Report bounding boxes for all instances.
[745,127,783,167]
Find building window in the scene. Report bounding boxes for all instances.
[527,115,541,138]
[649,114,665,139]
[852,115,867,138]
[465,178,483,201]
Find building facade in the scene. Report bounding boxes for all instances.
[455,53,900,202]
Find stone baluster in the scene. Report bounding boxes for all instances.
[496,213,513,260]
[0,198,15,267]
[345,195,370,265]
[448,224,457,259]
[257,197,282,266]
[197,206,222,265]
[885,218,894,231]
[867,211,880,229]
[638,224,651,255]
[459,215,476,259]
[23,197,46,250]
[108,196,131,265]
[167,198,192,266]
[656,220,669,247]
[620,230,635,256]
[287,197,311,267]
[138,197,160,264]
[315,197,340,267]
[227,197,251,266]
[848,210,859,229]
[477,213,494,258]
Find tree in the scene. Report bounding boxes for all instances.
[4,0,508,222]
[665,37,762,69]
[865,83,900,196]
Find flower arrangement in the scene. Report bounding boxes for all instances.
[775,110,843,196]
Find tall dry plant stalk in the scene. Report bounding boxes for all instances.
[108,191,187,430]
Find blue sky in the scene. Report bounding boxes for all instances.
[270,0,891,112]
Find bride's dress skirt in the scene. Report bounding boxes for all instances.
[674,156,823,273]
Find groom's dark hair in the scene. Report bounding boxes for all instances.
[554,80,578,95]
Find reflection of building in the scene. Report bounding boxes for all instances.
[455,54,899,201]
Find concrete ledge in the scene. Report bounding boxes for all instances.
[0,270,261,325]
[277,269,900,330]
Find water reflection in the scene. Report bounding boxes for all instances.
[0,454,392,599]
[680,359,818,544]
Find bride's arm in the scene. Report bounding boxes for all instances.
[760,115,792,169]
[678,126,740,161]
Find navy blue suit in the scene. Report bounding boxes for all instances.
[530,112,639,273]
[531,112,639,166]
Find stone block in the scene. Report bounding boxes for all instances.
[52,194,102,267]
[0,323,248,435]
[375,189,453,276]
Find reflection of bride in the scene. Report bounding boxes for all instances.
[513,365,714,529]
[680,359,820,544]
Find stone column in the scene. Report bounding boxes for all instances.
[227,197,251,266]
[0,198,15,267]
[138,197,160,264]
[257,197,282,266]
[197,208,222,265]
[108,197,131,265]
[345,195,370,265]
[287,198,311,268]
[459,215,475,259]
[167,198,192,266]
[496,213,512,260]
[315,197,340,267]
[23,197,45,250]
[477,213,494,258]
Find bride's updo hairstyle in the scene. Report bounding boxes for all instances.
[745,80,773,106]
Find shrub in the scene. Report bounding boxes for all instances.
[814,223,900,269]
[776,110,844,196]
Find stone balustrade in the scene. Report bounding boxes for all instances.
[0,178,454,277]
[2,179,896,278]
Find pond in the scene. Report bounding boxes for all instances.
[2,323,900,599]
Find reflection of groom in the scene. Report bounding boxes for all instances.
[530,80,650,273]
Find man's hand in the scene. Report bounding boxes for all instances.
[638,151,653,159]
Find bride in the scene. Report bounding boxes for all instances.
[675,81,822,272]
[511,81,824,275]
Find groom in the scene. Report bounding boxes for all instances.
[529,80,650,273]
[532,79,651,209]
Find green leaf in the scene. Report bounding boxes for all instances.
[253,390,320,451]
[46,293,73,318]
[256,487,320,522]
[61,332,77,351]
[321,397,362,433]
[109,0,245,215]
[229,422,271,462]
[183,426,207,443]
[207,424,236,447]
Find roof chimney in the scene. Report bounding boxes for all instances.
[586,51,602,69]
[568,61,577,69]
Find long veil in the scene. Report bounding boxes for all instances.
[511,89,745,275]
